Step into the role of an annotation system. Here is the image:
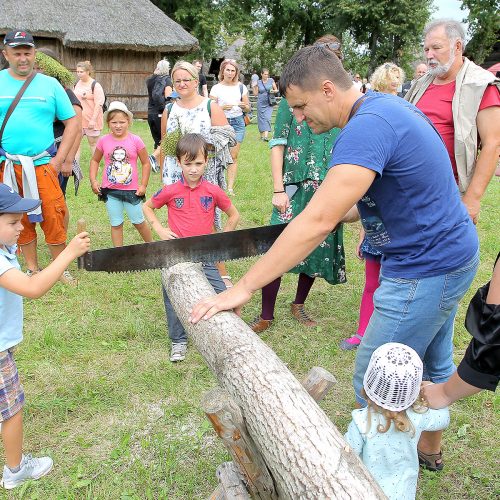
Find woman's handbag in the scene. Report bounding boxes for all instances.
[260,79,277,106]
[239,83,252,126]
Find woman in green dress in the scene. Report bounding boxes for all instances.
[249,35,346,333]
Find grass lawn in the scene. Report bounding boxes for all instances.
[2,120,498,499]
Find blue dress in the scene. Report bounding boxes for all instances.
[256,78,275,133]
[345,407,449,500]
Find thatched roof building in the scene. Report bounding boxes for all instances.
[1,0,198,115]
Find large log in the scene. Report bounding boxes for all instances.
[162,263,386,499]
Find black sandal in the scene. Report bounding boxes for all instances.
[418,449,444,471]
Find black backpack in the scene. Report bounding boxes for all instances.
[91,80,108,112]
[151,75,171,110]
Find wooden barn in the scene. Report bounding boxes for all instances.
[0,0,198,117]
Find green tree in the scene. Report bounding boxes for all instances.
[262,0,338,47]
[152,0,254,58]
[242,0,433,76]
[462,0,500,64]
[240,10,303,75]
[332,0,433,73]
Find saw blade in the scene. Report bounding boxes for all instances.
[79,224,287,273]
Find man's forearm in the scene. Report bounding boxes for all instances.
[464,144,499,201]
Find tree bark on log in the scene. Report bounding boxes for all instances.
[162,263,386,499]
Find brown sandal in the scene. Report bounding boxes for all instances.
[418,449,444,471]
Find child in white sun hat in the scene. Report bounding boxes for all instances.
[344,343,450,500]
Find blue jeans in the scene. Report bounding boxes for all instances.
[228,115,246,143]
[162,264,226,344]
[353,250,479,405]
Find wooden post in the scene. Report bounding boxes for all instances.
[162,263,386,499]
[203,388,277,499]
[209,463,251,500]
[301,366,337,403]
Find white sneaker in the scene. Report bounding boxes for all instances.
[170,343,187,362]
[25,268,42,277]
[149,154,159,173]
[1,454,53,490]
[59,270,78,286]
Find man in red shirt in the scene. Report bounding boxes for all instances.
[406,19,500,223]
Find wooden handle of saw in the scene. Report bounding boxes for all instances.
[77,218,87,269]
[77,219,87,234]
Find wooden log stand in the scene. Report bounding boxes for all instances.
[162,263,386,499]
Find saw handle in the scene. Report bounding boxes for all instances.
[77,218,87,269]
[77,219,86,234]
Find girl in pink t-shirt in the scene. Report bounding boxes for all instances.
[89,101,153,247]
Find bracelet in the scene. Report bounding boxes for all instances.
[273,190,285,194]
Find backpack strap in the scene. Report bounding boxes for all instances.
[166,102,174,115]
[91,80,96,93]
[239,83,244,99]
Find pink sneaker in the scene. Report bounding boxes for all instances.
[340,334,364,351]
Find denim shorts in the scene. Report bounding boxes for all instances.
[105,196,145,226]
[228,115,246,143]
[353,250,479,405]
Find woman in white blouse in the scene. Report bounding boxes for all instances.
[209,59,251,195]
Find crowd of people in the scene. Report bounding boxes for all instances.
[0,18,498,496]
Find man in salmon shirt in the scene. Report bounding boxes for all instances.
[406,19,500,224]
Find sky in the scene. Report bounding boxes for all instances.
[433,0,468,22]
[432,0,470,39]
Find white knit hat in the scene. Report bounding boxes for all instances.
[363,343,423,412]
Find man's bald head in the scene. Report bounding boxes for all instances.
[414,63,428,79]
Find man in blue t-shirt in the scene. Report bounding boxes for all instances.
[0,30,80,284]
[189,45,479,470]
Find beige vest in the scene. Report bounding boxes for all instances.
[405,58,500,193]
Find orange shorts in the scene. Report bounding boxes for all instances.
[0,162,67,245]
